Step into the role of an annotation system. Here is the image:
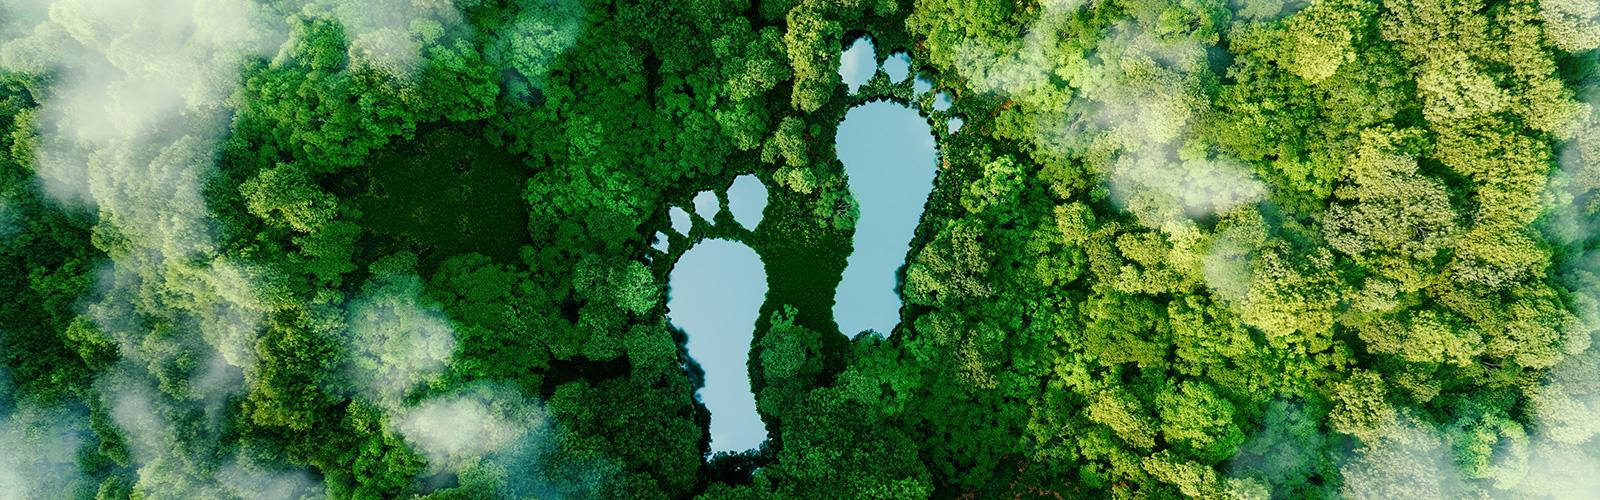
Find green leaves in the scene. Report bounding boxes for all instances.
[1540,0,1600,51]
[1329,370,1395,442]
[1088,388,1159,450]
[573,256,659,317]
[242,163,337,234]
[755,305,824,419]
[1279,0,1376,83]
[487,0,585,100]
[0,0,1595,496]
[1156,381,1245,463]
[903,220,992,307]
[960,155,1027,218]
[1082,290,1172,368]
[781,1,845,112]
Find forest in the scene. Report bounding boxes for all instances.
[1,0,1599,498]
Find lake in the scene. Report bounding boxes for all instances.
[833,101,938,338]
[667,237,769,453]
[665,177,769,453]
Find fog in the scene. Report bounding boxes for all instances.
[345,266,458,409]
[0,389,88,499]
[303,0,461,75]
[0,0,607,496]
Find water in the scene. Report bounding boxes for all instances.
[834,101,938,337]
[840,38,874,92]
[665,177,771,453]
[668,238,769,452]
[883,52,910,82]
[651,231,669,252]
[727,174,768,228]
[669,206,691,234]
[693,190,720,219]
[667,44,939,452]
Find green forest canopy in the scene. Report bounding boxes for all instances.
[0,0,1598,498]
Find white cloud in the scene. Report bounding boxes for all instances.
[394,385,545,471]
[0,402,88,500]
[951,9,1265,230]
[99,365,325,498]
[217,456,326,500]
[345,271,457,409]
[0,4,334,494]
[326,0,459,75]
[393,383,620,497]
[1,0,287,377]
[1338,414,1468,500]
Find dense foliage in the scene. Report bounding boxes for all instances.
[1,0,1598,497]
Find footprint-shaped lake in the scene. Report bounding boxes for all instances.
[665,176,771,453]
[667,38,943,454]
[834,101,937,338]
[668,238,768,453]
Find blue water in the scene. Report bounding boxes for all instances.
[669,206,691,234]
[665,177,770,453]
[840,38,874,92]
[693,190,720,220]
[727,174,768,229]
[667,239,769,452]
[883,52,910,82]
[834,101,938,337]
[651,231,669,252]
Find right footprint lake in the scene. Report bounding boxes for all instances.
[834,100,939,338]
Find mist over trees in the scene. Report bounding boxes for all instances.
[0,0,1597,497]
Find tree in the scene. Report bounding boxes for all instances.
[1539,0,1600,52]
[241,163,337,234]
[1155,381,1246,464]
